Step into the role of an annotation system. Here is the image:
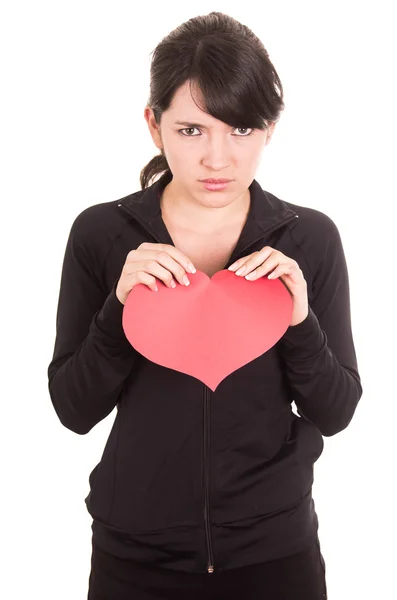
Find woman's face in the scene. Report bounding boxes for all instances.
[144,80,275,209]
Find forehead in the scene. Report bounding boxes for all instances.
[170,80,203,108]
[167,81,226,128]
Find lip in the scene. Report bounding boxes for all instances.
[200,178,233,183]
[201,181,231,191]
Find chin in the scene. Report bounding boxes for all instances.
[198,193,234,206]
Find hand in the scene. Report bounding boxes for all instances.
[228,247,309,327]
[116,242,196,305]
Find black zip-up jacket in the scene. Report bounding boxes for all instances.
[47,170,363,574]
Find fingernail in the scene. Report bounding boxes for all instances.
[188,263,196,274]
[170,280,177,288]
[235,266,246,276]
[183,275,190,286]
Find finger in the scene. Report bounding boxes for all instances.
[150,251,191,286]
[266,264,295,279]
[233,252,262,276]
[140,259,183,288]
[131,251,191,287]
[234,248,275,276]
[132,271,159,292]
[228,256,251,272]
[245,259,290,280]
[155,244,196,275]
[229,246,274,270]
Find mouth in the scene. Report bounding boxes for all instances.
[200,178,233,183]
[200,180,231,191]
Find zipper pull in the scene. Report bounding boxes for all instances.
[207,564,214,573]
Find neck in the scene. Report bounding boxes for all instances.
[160,182,250,234]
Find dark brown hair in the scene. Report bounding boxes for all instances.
[140,11,285,189]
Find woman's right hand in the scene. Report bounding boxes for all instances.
[115,242,197,305]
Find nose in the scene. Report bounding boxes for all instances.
[202,136,231,171]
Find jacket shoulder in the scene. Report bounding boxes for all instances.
[69,193,139,251]
[280,197,341,239]
[265,192,344,283]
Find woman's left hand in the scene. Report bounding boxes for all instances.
[228,246,309,327]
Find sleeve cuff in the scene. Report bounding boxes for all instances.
[89,278,132,347]
[278,306,326,360]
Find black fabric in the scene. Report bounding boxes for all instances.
[87,536,327,599]
[48,170,362,575]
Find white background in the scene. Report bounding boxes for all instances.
[1,1,396,598]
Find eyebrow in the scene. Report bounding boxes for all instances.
[174,121,216,129]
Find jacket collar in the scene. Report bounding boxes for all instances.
[118,170,299,266]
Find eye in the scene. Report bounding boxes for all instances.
[178,127,254,137]
[234,128,254,136]
[179,127,200,136]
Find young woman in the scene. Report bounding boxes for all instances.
[48,11,362,600]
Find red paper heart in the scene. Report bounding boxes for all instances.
[122,270,293,391]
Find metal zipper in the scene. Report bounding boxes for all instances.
[118,200,299,573]
[203,383,214,573]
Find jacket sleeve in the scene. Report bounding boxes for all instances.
[47,211,138,435]
[277,217,363,437]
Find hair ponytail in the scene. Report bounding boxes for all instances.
[139,149,170,190]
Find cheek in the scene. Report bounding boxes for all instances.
[248,148,265,172]
[163,145,194,173]
[239,149,263,177]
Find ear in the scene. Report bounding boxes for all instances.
[266,121,277,143]
[144,106,163,151]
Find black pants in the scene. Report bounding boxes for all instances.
[87,537,327,599]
